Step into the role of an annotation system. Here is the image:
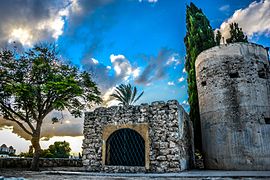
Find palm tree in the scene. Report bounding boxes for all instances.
[111,84,144,106]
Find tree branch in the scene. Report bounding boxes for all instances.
[37,86,43,120]
[41,105,54,121]
[29,105,38,121]
[23,104,35,132]
[0,101,26,121]
[1,107,33,135]
[41,90,53,117]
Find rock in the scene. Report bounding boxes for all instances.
[169,141,176,148]
[157,156,167,161]
[159,142,169,149]
[169,161,180,168]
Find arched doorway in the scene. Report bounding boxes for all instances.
[105,128,145,166]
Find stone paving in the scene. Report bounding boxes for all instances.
[1,168,270,180]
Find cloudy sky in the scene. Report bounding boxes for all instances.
[0,0,270,154]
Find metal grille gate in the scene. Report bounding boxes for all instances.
[105,128,145,166]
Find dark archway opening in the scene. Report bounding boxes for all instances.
[105,128,145,166]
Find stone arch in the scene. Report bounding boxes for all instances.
[102,123,149,169]
[105,128,145,166]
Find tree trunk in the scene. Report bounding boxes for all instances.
[30,135,42,171]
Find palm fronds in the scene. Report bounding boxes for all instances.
[110,84,144,106]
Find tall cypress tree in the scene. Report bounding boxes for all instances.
[226,22,248,44]
[215,30,222,45]
[184,3,216,151]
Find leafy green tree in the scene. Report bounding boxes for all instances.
[19,145,34,157]
[0,44,101,170]
[184,3,216,151]
[19,152,33,157]
[20,142,70,158]
[47,141,71,158]
[41,149,54,158]
[215,30,222,45]
[111,84,144,106]
[226,22,248,43]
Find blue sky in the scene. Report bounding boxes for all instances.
[0,0,269,153]
[57,0,190,107]
[1,0,269,108]
[55,0,269,108]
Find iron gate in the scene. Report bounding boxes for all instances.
[105,128,145,166]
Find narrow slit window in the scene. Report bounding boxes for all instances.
[229,72,239,78]
[265,118,270,124]
[258,69,267,79]
[201,81,206,86]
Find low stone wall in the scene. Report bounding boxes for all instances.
[0,158,82,168]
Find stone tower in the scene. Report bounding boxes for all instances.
[195,43,270,170]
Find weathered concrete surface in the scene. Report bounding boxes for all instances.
[1,168,270,180]
[44,170,270,178]
[83,100,194,173]
[0,158,82,168]
[195,42,270,170]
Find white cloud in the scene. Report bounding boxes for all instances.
[110,54,128,76]
[101,87,119,107]
[166,53,181,67]
[110,54,125,63]
[132,68,140,78]
[69,0,82,13]
[91,58,99,64]
[182,68,186,73]
[181,100,189,106]
[180,85,186,89]
[168,81,175,86]
[139,0,158,3]
[110,54,140,81]
[0,110,84,140]
[178,77,185,82]
[0,0,84,47]
[82,54,140,101]
[37,13,65,40]
[83,54,141,106]
[8,28,33,46]
[218,0,270,40]
[102,87,115,103]
[148,0,158,3]
[219,5,230,12]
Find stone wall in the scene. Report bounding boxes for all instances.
[0,158,82,168]
[195,42,270,170]
[83,100,194,173]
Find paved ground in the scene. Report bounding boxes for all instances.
[1,168,270,180]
